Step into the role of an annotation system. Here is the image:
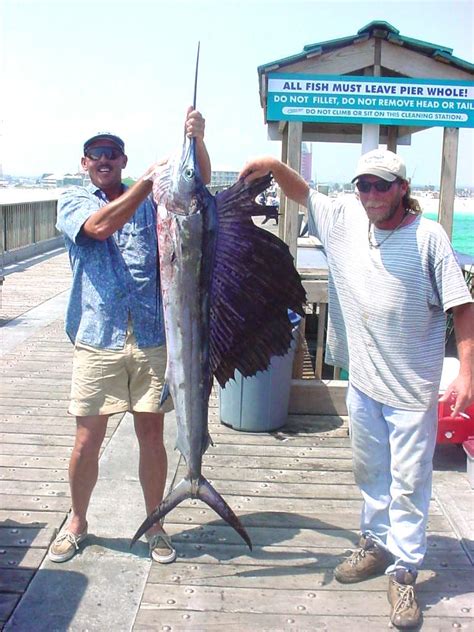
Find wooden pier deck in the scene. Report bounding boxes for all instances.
[1,249,473,631]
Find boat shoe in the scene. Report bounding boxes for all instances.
[334,533,394,583]
[48,527,88,563]
[147,530,177,564]
[388,568,422,629]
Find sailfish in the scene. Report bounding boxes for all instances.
[131,44,306,550]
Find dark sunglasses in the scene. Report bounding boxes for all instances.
[84,146,123,161]
[356,179,398,193]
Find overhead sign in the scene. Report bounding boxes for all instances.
[267,74,474,128]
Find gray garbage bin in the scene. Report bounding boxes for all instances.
[219,311,301,432]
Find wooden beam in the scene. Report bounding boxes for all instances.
[289,379,348,415]
[438,127,459,240]
[284,122,302,259]
[380,40,474,80]
[387,126,398,152]
[279,129,289,240]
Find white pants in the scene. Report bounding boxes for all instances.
[346,383,438,572]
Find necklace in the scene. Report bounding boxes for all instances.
[368,211,409,249]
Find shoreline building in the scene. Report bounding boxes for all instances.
[300,143,312,183]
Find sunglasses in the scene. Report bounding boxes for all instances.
[356,179,398,193]
[84,147,123,161]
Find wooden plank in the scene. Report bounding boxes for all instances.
[0,494,71,512]
[203,444,353,459]
[135,610,472,632]
[0,547,46,570]
[0,510,66,526]
[289,379,348,415]
[0,455,70,469]
[0,526,54,548]
[0,467,68,482]
[163,522,468,553]
[0,568,34,593]
[303,275,328,303]
[0,433,76,447]
[0,444,73,456]
[0,480,70,496]
[200,454,352,471]
[380,38,474,80]
[0,594,21,625]
[173,479,361,500]
[140,583,474,617]
[154,507,452,533]
[148,561,474,592]
[176,463,355,484]
[279,38,376,76]
[165,541,471,569]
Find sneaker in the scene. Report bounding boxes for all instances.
[48,527,88,563]
[334,534,394,583]
[147,530,176,564]
[388,568,422,629]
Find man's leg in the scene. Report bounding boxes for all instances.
[347,383,392,543]
[49,415,108,562]
[68,415,109,534]
[334,384,394,583]
[133,411,168,532]
[134,411,176,563]
[384,402,438,571]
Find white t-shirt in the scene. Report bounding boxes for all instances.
[307,191,472,410]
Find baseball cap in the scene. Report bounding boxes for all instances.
[352,149,406,182]
[83,132,125,154]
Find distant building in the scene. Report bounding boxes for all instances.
[301,143,312,183]
[211,170,239,188]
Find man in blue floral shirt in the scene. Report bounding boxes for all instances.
[50,109,211,565]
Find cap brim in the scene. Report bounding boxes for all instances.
[352,168,397,183]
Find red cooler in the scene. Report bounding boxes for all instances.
[437,357,474,444]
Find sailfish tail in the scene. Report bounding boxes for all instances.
[131,475,252,550]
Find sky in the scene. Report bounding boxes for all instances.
[2,0,474,186]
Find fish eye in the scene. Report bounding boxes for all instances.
[184,167,195,180]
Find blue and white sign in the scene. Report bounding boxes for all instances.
[267,74,474,128]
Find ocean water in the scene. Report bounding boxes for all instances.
[424,210,473,257]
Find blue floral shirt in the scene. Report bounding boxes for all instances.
[56,184,165,349]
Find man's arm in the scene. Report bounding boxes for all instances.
[440,302,474,417]
[82,174,156,241]
[83,109,211,241]
[239,156,309,207]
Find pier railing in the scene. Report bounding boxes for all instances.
[0,197,63,267]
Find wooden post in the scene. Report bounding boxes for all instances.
[284,121,302,259]
[387,126,398,153]
[438,127,459,240]
[279,126,288,241]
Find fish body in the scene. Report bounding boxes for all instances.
[131,135,305,550]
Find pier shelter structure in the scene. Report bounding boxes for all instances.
[256,21,474,416]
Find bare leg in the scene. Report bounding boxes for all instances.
[134,411,167,536]
[67,415,108,534]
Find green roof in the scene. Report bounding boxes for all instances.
[258,20,474,75]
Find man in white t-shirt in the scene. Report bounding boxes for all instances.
[240,150,473,630]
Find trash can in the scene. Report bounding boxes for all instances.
[219,311,301,432]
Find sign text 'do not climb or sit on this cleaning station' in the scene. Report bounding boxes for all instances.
[267,74,474,128]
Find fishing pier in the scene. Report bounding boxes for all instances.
[1,227,473,631]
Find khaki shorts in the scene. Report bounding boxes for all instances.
[69,331,173,417]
